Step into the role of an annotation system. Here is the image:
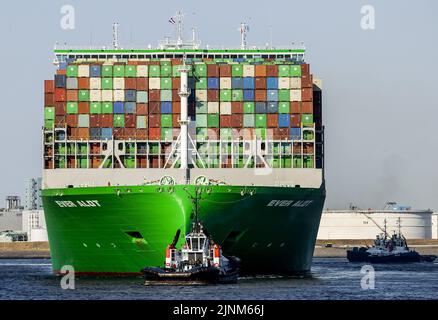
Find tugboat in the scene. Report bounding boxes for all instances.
[141,190,240,285]
[347,218,437,263]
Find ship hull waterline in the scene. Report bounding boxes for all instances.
[42,184,325,276]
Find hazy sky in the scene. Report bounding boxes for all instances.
[0,0,437,210]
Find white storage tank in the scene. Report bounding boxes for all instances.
[318,203,434,240]
[29,228,48,242]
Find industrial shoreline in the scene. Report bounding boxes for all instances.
[2,241,438,259]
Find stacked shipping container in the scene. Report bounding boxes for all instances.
[44,56,320,170]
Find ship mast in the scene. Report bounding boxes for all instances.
[239,22,249,50]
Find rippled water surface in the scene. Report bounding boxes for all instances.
[1,258,437,300]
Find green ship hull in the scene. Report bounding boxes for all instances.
[41,184,325,275]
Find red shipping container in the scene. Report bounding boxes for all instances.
[136,129,148,140]
[149,114,161,127]
[230,115,243,128]
[149,102,161,114]
[231,102,243,114]
[255,65,267,77]
[301,88,313,102]
[136,78,148,91]
[66,90,78,101]
[207,89,219,101]
[55,102,66,115]
[100,114,113,127]
[301,74,313,88]
[77,128,89,139]
[172,89,181,102]
[124,128,136,138]
[291,102,301,113]
[148,60,160,66]
[78,78,89,89]
[78,102,89,114]
[136,103,148,115]
[220,115,231,127]
[90,115,100,127]
[127,60,138,66]
[171,58,182,65]
[172,77,181,89]
[113,128,125,139]
[66,115,78,127]
[125,78,137,90]
[207,64,220,77]
[45,93,54,106]
[301,102,313,113]
[67,157,76,169]
[301,63,310,76]
[149,128,161,140]
[255,77,266,89]
[137,156,147,168]
[55,116,65,128]
[303,143,314,154]
[275,128,289,140]
[267,114,278,128]
[44,80,54,93]
[57,69,66,75]
[172,102,181,114]
[67,127,77,139]
[290,114,301,127]
[219,65,231,77]
[149,89,160,102]
[255,90,267,102]
[266,65,278,77]
[172,114,180,127]
[55,88,66,102]
[125,114,136,128]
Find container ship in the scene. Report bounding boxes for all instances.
[41,15,326,275]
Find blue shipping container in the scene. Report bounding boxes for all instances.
[90,128,101,140]
[267,90,278,102]
[231,77,243,89]
[90,65,101,77]
[267,102,278,113]
[290,128,301,140]
[207,78,219,89]
[125,90,136,102]
[267,77,278,89]
[113,102,124,114]
[101,128,113,139]
[161,102,172,114]
[125,102,136,114]
[55,75,66,88]
[255,102,267,113]
[243,90,254,101]
[59,62,67,70]
[243,77,254,89]
[278,114,290,128]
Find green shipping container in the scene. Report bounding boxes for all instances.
[196,114,207,127]
[90,102,102,114]
[55,156,66,169]
[278,89,290,102]
[67,102,78,114]
[160,60,171,66]
[102,65,113,77]
[125,65,136,77]
[278,65,290,77]
[243,102,255,113]
[304,156,314,168]
[161,65,172,77]
[232,65,243,77]
[149,143,159,154]
[102,102,112,114]
[243,114,254,127]
[220,90,232,102]
[172,65,181,77]
[102,78,113,90]
[161,78,172,90]
[255,128,266,139]
[303,130,314,140]
[113,115,125,127]
[278,102,290,114]
[126,143,136,154]
[293,156,302,168]
[113,65,125,77]
[124,156,136,168]
[232,90,243,102]
[78,156,88,168]
[161,128,173,141]
[255,114,267,128]
[44,119,54,129]
[161,115,172,127]
[282,156,292,168]
[195,78,207,90]
[207,114,219,128]
[67,65,78,77]
[149,65,160,77]
[78,114,89,128]
[78,90,90,102]
[194,64,207,77]
[290,65,302,77]
[78,144,88,155]
[302,114,313,126]
[44,107,55,120]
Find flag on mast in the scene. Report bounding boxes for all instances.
[169,17,176,24]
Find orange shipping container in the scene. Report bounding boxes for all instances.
[220,115,231,127]
[90,114,100,127]
[290,114,301,127]
[100,114,113,127]
[45,93,55,106]
[255,90,267,102]
[136,129,148,140]
[136,78,148,91]
[172,89,181,102]
[125,115,136,128]
[44,80,55,93]
[149,102,160,114]
[77,128,89,139]
[219,65,231,77]
[149,90,160,102]
[67,127,78,139]
[231,102,243,114]
[291,102,301,113]
[55,88,66,102]
[125,78,137,90]
[78,78,89,89]
[66,115,78,127]
[172,102,181,114]
[267,114,278,128]
[149,114,160,127]
[55,116,65,128]
[207,64,220,77]
[301,88,313,102]
[301,63,310,76]
[172,114,180,127]
[78,102,89,114]
[207,89,219,101]
[301,102,313,113]
[149,128,161,140]
[255,77,266,89]
[230,115,243,128]
[301,74,313,88]
[266,65,278,77]
[66,90,78,101]
[136,103,148,115]
[172,77,181,89]
[255,65,267,77]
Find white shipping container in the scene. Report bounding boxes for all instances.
[243,65,254,77]
[137,65,148,77]
[89,78,101,90]
[113,78,125,90]
[278,78,290,89]
[66,78,78,89]
[90,90,102,102]
[149,78,161,90]
[195,90,207,102]
[101,90,113,101]
[290,77,302,89]
[113,90,125,102]
[220,102,232,115]
[290,89,302,102]
[207,102,219,113]
[220,77,232,89]
[78,65,90,77]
